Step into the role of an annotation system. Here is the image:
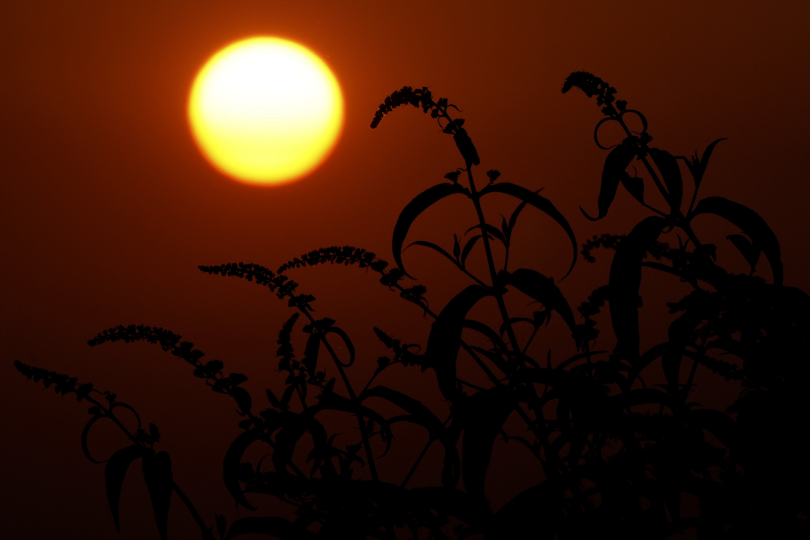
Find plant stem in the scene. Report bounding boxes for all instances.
[84,396,216,539]
[298,306,379,482]
[465,167,522,354]
[615,114,704,249]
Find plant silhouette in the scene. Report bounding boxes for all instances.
[15,72,810,539]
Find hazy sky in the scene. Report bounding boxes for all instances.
[3,1,809,538]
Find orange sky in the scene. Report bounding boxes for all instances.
[3,1,810,538]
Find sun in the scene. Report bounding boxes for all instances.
[188,37,344,186]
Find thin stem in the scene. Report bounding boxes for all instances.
[615,113,704,249]
[465,167,522,354]
[172,482,216,540]
[400,415,453,488]
[297,305,379,482]
[84,396,216,539]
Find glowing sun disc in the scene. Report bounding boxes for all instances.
[188,37,343,185]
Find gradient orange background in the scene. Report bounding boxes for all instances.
[2,1,810,538]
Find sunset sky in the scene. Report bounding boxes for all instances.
[3,1,810,538]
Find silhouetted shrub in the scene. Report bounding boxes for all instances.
[16,72,810,539]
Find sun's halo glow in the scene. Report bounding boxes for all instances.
[188,37,343,185]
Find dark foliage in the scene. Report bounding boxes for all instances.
[15,74,810,539]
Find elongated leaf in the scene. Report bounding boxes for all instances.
[308,393,393,449]
[689,409,736,450]
[581,144,636,221]
[230,386,252,416]
[691,196,783,285]
[406,240,458,267]
[223,429,269,509]
[625,342,670,390]
[142,451,173,540]
[609,217,667,361]
[463,319,506,350]
[461,386,514,499]
[501,269,576,334]
[461,235,482,268]
[424,285,491,400]
[727,234,761,271]
[393,183,470,276]
[696,138,726,184]
[649,148,683,214]
[324,326,356,367]
[621,172,644,203]
[362,386,444,436]
[479,182,577,278]
[105,445,145,531]
[225,517,317,540]
[465,223,506,243]
[272,418,308,474]
[663,305,710,399]
[505,199,531,246]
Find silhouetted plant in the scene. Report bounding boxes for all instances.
[16,73,810,539]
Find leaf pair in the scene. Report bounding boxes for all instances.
[393,181,577,279]
[106,446,173,540]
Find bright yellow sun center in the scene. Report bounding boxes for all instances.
[188,37,343,185]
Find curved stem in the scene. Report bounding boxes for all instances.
[297,305,379,482]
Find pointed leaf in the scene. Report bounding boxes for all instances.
[105,445,145,531]
[461,386,514,499]
[223,429,268,509]
[691,196,782,285]
[407,240,459,268]
[620,172,644,203]
[452,235,461,259]
[393,183,470,276]
[500,269,576,335]
[581,144,636,221]
[463,319,506,350]
[649,148,683,214]
[361,386,444,436]
[689,408,736,450]
[424,285,491,400]
[224,517,317,540]
[272,419,308,474]
[265,389,280,408]
[479,182,577,278]
[230,386,252,416]
[506,199,530,240]
[727,234,761,270]
[465,223,506,244]
[460,235,483,268]
[280,385,296,409]
[685,138,726,187]
[323,326,356,367]
[142,451,173,540]
[609,217,667,360]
